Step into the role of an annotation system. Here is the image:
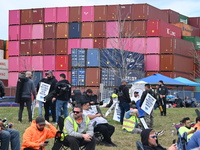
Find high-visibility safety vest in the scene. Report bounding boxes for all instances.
[122,115,139,132]
[61,115,90,141]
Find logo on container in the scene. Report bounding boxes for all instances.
[166,28,176,36]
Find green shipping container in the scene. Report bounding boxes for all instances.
[179,14,188,24]
[183,36,200,50]
[195,78,200,92]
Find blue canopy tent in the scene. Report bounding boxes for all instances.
[174,77,200,87]
[130,73,186,86]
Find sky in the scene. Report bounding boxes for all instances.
[1,0,200,40]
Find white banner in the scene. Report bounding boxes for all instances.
[0,59,8,70]
[141,93,156,115]
[105,100,118,117]
[36,82,51,102]
[113,102,121,122]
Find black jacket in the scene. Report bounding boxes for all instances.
[55,80,71,101]
[140,89,156,107]
[141,129,166,150]
[37,76,58,93]
[80,92,98,105]
[118,85,131,103]
[157,85,168,96]
[0,80,5,97]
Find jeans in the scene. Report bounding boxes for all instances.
[0,128,20,150]
[18,97,32,122]
[38,101,43,117]
[56,100,68,122]
[119,102,130,125]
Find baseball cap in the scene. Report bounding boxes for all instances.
[134,91,139,94]
[121,79,128,83]
[36,117,46,125]
[47,70,53,75]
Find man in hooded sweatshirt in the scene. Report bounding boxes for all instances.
[141,129,177,150]
[21,116,57,150]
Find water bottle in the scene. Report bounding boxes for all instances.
[171,130,174,136]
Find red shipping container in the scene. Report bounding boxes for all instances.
[9,10,20,25]
[43,55,55,71]
[68,39,81,54]
[162,9,179,23]
[32,24,44,39]
[69,7,81,22]
[160,55,194,73]
[43,39,55,55]
[8,41,20,56]
[20,40,31,55]
[32,40,43,55]
[56,7,69,22]
[147,20,181,38]
[81,39,94,49]
[189,17,200,28]
[132,21,146,37]
[82,6,94,22]
[145,54,160,71]
[56,23,68,38]
[94,5,107,21]
[19,56,32,71]
[9,25,20,40]
[81,22,94,38]
[21,9,32,24]
[85,68,100,86]
[107,5,119,21]
[20,25,32,40]
[56,55,71,71]
[44,7,57,23]
[121,21,132,37]
[94,22,106,38]
[106,21,120,37]
[54,71,71,81]
[119,4,132,20]
[32,8,44,23]
[44,24,56,39]
[56,39,68,54]
[132,4,168,22]
[32,56,43,71]
[93,38,106,49]
[8,57,19,71]
[8,72,19,87]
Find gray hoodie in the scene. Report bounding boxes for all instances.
[64,112,94,138]
[21,77,36,99]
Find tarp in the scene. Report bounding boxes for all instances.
[174,77,200,87]
[130,73,186,86]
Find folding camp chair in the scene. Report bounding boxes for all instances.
[177,132,187,150]
[195,109,200,117]
[136,141,144,150]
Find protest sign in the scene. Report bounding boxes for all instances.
[36,82,50,102]
[141,93,156,115]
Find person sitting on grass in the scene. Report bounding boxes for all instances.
[141,129,178,150]
[178,117,196,141]
[122,103,142,134]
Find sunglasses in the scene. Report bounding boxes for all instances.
[73,111,81,114]
[151,135,157,139]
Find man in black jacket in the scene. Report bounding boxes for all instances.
[118,79,131,125]
[52,73,71,123]
[141,129,177,150]
[80,89,98,105]
[43,70,58,122]
[140,84,156,128]
[0,80,5,97]
[157,80,168,116]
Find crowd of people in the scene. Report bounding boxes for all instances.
[0,72,200,150]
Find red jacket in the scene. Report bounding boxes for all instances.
[21,121,57,150]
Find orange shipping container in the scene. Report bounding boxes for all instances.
[160,54,194,73]
[81,22,94,38]
[69,7,81,22]
[21,9,32,24]
[56,23,68,38]
[94,5,107,21]
[85,68,100,86]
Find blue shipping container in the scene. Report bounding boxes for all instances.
[32,71,43,86]
[71,68,85,86]
[71,49,86,67]
[69,22,81,38]
[101,68,119,86]
[101,49,120,68]
[87,49,100,67]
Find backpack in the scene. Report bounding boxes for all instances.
[57,83,71,96]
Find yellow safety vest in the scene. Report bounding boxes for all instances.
[122,115,139,132]
[111,93,118,98]
[61,115,90,141]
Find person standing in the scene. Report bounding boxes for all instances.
[52,73,71,123]
[118,79,131,125]
[17,71,36,123]
[157,80,168,116]
[0,80,5,97]
[43,70,58,123]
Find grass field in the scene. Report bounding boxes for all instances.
[0,107,197,150]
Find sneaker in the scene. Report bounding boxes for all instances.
[156,130,165,136]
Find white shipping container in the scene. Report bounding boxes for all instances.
[0,69,8,79]
[0,59,8,70]
[0,50,4,59]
